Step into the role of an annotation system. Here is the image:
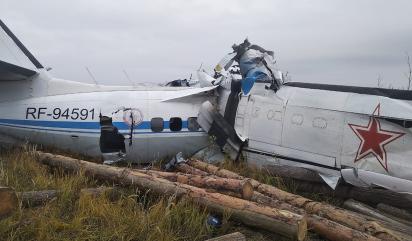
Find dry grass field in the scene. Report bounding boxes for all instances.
[0,146,333,241]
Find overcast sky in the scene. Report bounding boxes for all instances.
[1,0,412,88]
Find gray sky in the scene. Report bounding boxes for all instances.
[1,0,412,88]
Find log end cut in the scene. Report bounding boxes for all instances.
[241,180,254,200]
[0,186,18,218]
[297,216,308,241]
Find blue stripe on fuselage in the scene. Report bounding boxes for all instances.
[0,119,188,131]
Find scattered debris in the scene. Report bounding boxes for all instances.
[206,214,223,229]
[163,152,186,171]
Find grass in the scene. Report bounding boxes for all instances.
[0,147,280,241]
[219,158,297,192]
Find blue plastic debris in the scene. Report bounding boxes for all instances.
[207,214,222,228]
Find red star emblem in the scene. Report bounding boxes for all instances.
[348,104,404,172]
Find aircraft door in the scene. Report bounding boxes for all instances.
[247,94,283,151]
[281,104,344,168]
[234,95,252,141]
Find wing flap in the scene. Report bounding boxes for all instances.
[160,86,217,102]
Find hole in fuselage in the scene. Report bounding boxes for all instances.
[99,116,126,153]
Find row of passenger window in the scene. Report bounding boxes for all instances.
[150,117,200,132]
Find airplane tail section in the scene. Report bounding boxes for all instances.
[0,19,50,101]
[0,19,42,79]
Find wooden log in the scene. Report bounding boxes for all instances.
[19,190,58,207]
[343,199,412,236]
[307,215,382,241]
[264,165,412,210]
[251,192,381,241]
[135,169,254,200]
[251,192,301,213]
[187,160,403,241]
[36,152,307,241]
[290,178,412,210]
[259,185,410,241]
[176,163,209,175]
[19,187,118,207]
[0,186,18,218]
[263,164,324,183]
[205,232,246,241]
[377,203,412,223]
[188,160,242,180]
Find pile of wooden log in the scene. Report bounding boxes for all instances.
[175,160,412,241]
[3,151,412,241]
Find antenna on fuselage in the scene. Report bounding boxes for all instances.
[197,63,203,71]
[123,69,136,87]
[85,66,99,85]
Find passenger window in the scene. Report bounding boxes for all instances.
[151,118,164,132]
[169,117,182,131]
[188,117,200,131]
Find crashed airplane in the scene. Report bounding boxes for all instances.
[0,19,411,196]
[200,40,412,196]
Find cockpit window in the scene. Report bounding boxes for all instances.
[151,118,164,132]
[188,117,200,131]
[169,117,182,131]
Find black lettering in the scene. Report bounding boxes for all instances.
[53,108,61,119]
[26,108,37,119]
[71,108,79,120]
[37,107,47,119]
[61,108,69,119]
[90,108,95,120]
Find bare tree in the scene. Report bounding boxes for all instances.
[377,74,382,88]
[406,52,412,90]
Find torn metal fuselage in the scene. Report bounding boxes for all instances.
[198,39,412,196]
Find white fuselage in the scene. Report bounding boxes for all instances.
[234,83,412,193]
[0,83,214,162]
